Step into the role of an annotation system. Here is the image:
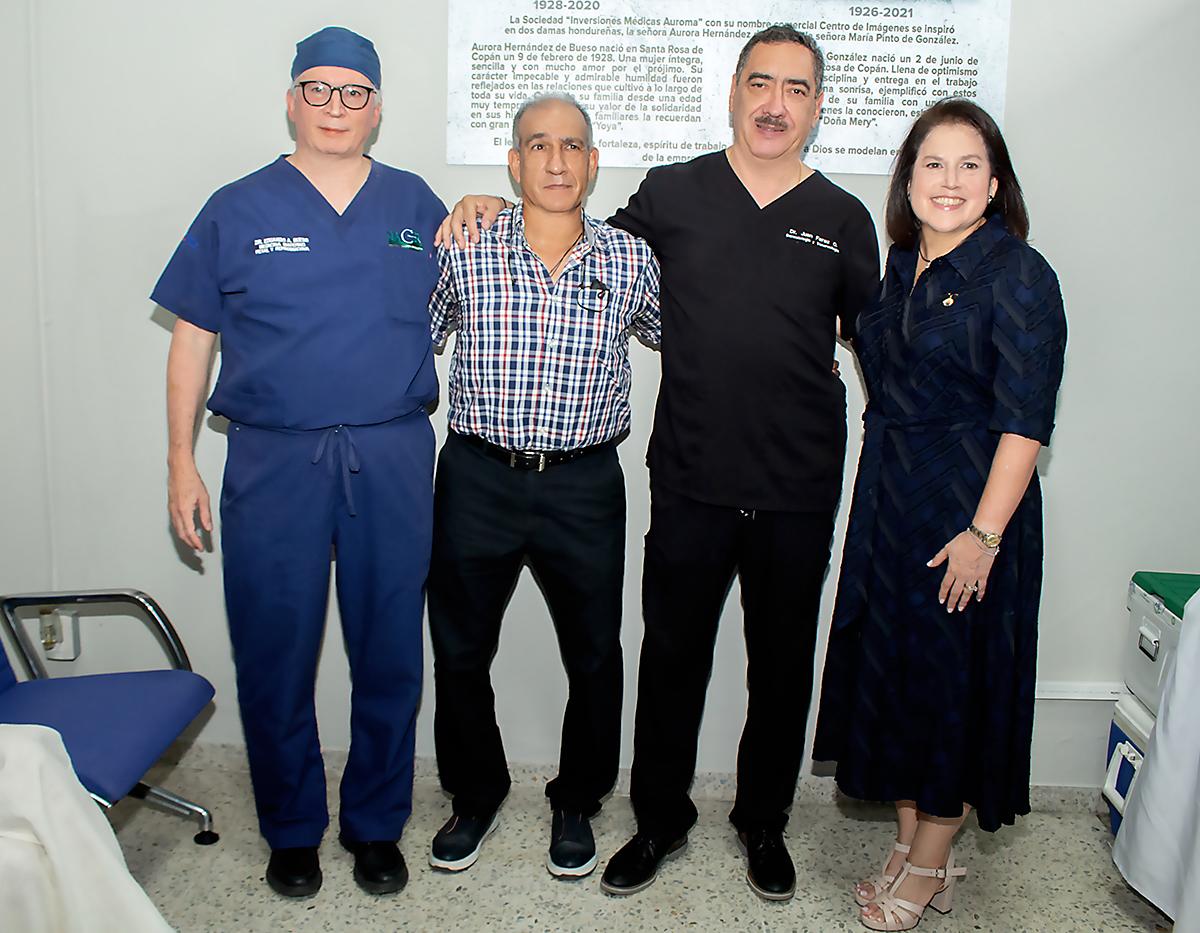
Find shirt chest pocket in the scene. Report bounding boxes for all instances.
[556,300,624,365]
[772,230,845,318]
[379,244,438,323]
[222,237,323,320]
[555,265,633,359]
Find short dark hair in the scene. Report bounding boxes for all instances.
[735,25,824,93]
[885,98,1029,249]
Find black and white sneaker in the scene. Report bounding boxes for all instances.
[546,810,597,878]
[429,811,500,871]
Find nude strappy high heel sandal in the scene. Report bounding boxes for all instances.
[854,841,910,907]
[859,851,967,931]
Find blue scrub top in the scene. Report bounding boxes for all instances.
[152,157,445,430]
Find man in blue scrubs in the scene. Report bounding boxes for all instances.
[153,26,444,898]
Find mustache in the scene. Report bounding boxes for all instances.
[754,114,789,130]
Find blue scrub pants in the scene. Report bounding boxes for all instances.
[219,412,433,850]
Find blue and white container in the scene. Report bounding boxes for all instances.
[1103,691,1155,835]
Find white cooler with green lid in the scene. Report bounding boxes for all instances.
[1112,581,1200,925]
[1125,571,1200,716]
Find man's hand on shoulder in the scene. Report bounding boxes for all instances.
[435,195,510,250]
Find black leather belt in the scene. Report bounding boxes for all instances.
[455,431,613,472]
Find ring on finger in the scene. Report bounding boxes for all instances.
[966,583,979,592]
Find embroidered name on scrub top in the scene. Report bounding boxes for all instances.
[785,228,841,253]
[253,235,311,255]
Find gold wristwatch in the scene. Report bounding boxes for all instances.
[967,523,1002,549]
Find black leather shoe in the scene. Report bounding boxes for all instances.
[737,829,796,901]
[265,846,321,898]
[546,810,597,878]
[599,833,688,895]
[429,811,499,871]
[339,835,408,895]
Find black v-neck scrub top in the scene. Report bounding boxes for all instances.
[610,151,880,512]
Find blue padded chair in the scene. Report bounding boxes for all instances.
[0,589,219,844]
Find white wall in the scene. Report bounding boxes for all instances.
[2,0,1196,788]
[0,0,52,600]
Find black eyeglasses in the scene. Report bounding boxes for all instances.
[294,80,375,110]
[578,278,609,314]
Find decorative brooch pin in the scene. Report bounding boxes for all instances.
[942,293,957,307]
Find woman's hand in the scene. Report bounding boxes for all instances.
[927,531,996,612]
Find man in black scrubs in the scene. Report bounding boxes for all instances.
[438,25,879,901]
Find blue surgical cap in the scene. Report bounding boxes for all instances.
[291,26,381,89]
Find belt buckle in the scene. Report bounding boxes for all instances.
[507,450,546,471]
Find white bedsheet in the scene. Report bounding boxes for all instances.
[0,723,171,932]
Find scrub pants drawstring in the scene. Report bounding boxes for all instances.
[312,425,361,516]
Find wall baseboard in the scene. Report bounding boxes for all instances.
[1035,680,1125,701]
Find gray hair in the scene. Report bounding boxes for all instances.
[735,24,825,93]
[511,92,593,150]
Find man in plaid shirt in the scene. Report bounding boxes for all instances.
[425,93,661,880]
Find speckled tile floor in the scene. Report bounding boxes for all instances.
[111,761,1171,933]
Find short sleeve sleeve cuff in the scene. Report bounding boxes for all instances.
[987,249,1067,445]
[150,209,223,333]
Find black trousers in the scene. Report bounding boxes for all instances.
[427,432,626,818]
[629,483,836,838]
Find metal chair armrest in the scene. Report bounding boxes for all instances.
[0,589,193,680]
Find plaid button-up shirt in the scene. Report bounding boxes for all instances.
[430,205,661,451]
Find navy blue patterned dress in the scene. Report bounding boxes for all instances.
[813,215,1067,832]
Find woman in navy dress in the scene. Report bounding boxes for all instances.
[812,99,1067,931]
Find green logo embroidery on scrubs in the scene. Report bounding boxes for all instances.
[388,229,424,250]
